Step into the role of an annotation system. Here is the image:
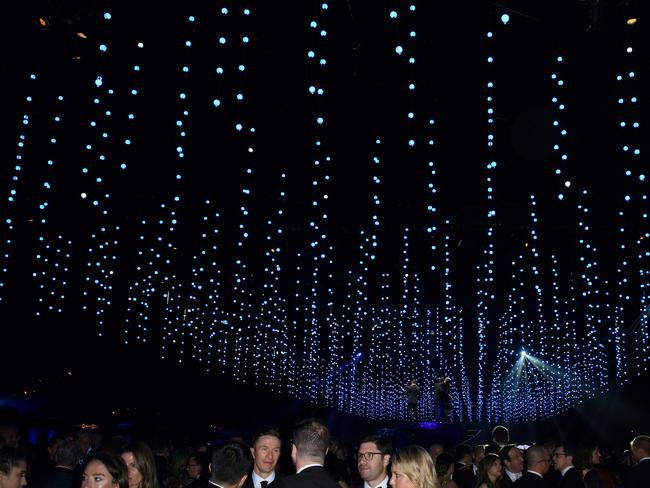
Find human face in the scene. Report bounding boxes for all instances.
[81,460,117,488]
[591,448,601,465]
[121,452,143,488]
[487,459,502,482]
[552,448,571,472]
[252,435,281,477]
[0,460,27,488]
[186,456,202,479]
[389,465,415,488]
[504,447,524,474]
[429,446,443,460]
[473,446,485,465]
[358,442,389,486]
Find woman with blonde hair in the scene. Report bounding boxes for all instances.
[389,445,438,488]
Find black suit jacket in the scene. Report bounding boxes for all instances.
[514,472,547,488]
[274,466,339,488]
[30,466,77,488]
[558,467,585,488]
[627,458,650,488]
[501,473,516,488]
[454,464,476,488]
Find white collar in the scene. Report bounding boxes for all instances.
[505,469,522,481]
[209,482,224,488]
[297,463,323,474]
[252,471,276,487]
[364,475,389,488]
[640,457,650,463]
[561,466,575,476]
[528,471,543,478]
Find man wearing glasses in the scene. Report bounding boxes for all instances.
[513,445,550,488]
[357,435,392,488]
[552,443,584,488]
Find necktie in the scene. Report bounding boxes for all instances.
[261,481,269,488]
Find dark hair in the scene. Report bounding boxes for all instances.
[476,453,500,488]
[492,426,509,445]
[121,442,159,488]
[252,429,282,447]
[454,444,472,462]
[435,452,455,478]
[485,444,501,456]
[85,451,129,488]
[211,442,253,485]
[293,418,330,459]
[54,440,81,468]
[359,435,392,456]
[498,444,518,463]
[555,442,575,458]
[574,444,598,470]
[0,447,26,475]
[189,451,210,474]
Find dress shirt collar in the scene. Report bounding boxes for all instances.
[252,471,276,488]
[639,457,650,463]
[505,469,522,481]
[209,482,224,488]
[297,463,323,474]
[528,471,543,478]
[364,475,389,488]
[561,465,575,476]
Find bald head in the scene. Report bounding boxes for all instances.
[526,446,550,475]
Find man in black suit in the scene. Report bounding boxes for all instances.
[357,435,391,488]
[190,441,253,488]
[31,440,81,488]
[514,445,551,488]
[242,430,282,488]
[404,380,420,421]
[455,444,484,488]
[453,444,474,488]
[628,435,650,488]
[500,445,525,488]
[552,443,584,488]
[273,418,339,488]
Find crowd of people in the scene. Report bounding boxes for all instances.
[0,419,648,488]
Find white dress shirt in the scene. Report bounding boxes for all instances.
[364,475,390,488]
[252,471,276,488]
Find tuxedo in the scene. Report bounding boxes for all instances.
[454,464,476,488]
[274,465,339,488]
[514,472,546,488]
[242,471,279,488]
[627,458,650,488]
[558,467,585,488]
[501,471,522,488]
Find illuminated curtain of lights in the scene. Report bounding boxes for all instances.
[2,2,649,421]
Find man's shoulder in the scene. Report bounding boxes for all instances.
[277,467,338,488]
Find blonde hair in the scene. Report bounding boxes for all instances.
[393,445,438,488]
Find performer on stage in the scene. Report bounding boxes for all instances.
[404,379,420,421]
[434,376,452,421]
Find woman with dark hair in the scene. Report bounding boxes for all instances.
[575,445,603,488]
[389,445,438,488]
[434,453,458,488]
[121,443,159,488]
[0,447,27,488]
[82,451,129,488]
[476,454,501,488]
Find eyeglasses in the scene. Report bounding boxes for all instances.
[552,453,567,458]
[358,452,383,461]
[187,463,200,468]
